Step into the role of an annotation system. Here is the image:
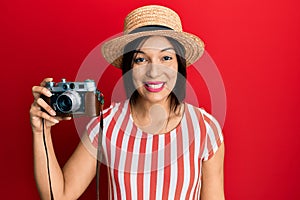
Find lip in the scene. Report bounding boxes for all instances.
[144,81,165,92]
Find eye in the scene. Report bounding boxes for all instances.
[162,56,173,61]
[133,57,146,64]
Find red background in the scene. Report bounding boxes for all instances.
[1,0,300,199]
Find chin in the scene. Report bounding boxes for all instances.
[143,94,170,104]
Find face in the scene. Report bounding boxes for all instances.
[132,36,178,104]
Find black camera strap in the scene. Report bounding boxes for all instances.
[96,109,103,200]
[42,118,54,200]
[96,90,104,200]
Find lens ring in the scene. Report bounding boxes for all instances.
[56,91,81,113]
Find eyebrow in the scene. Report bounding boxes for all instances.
[134,47,176,54]
[161,47,176,52]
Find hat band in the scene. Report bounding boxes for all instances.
[128,25,173,34]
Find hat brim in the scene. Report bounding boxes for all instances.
[101,30,205,68]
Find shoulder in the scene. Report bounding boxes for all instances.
[185,103,221,132]
[86,100,129,137]
[200,108,223,136]
[90,100,129,121]
[184,103,219,127]
[184,103,224,160]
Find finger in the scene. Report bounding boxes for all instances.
[36,98,56,116]
[40,78,53,86]
[30,105,59,124]
[54,116,72,121]
[30,102,45,118]
[31,101,71,121]
[63,117,72,120]
[30,101,41,112]
[32,86,52,98]
[34,110,59,124]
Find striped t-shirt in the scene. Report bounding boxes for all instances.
[86,100,223,200]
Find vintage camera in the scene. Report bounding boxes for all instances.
[42,78,103,117]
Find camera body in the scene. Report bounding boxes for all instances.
[42,79,103,117]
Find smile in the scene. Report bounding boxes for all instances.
[144,82,165,92]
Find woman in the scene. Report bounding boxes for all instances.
[30,5,225,200]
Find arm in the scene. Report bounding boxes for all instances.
[33,131,97,200]
[31,78,98,200]
[200,143,225,200]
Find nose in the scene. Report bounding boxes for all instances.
[146,62,162,78]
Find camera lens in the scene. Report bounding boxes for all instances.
[56,91,81,113]
[56,95,72,112]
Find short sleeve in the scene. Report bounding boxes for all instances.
[201,109,224,161]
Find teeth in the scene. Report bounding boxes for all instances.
[146,83,164,89]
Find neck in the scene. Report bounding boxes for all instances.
[133,96,172,116]
[130,96,183,134]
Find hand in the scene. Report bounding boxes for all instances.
[30,78,71,133]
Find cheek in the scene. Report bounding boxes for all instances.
[132,67,146,88]
[164,69,178,90]
[164,64,178,77]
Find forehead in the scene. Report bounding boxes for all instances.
[139,36,174,50]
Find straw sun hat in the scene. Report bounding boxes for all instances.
[101,5,205,68]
